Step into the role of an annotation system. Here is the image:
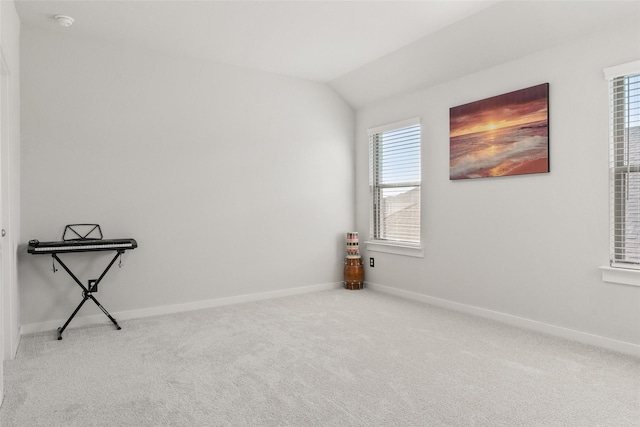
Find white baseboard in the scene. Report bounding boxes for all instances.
[21,281,639,358]
[20,282,342,335]
[366,282,640,358]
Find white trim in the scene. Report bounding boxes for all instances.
[366,241,424,258]
[604,60,640,80]
[367,116,420,136]
[367,282,640,358]
[0,47,11,77]
[11,327,19,359]
[20,282,342,335]
[600,266,640,287]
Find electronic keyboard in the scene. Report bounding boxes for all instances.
[28,238,137,254]
[27,225,138,340]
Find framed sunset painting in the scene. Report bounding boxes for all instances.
[449,83,549,180]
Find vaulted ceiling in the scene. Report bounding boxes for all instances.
[14,1,640,108]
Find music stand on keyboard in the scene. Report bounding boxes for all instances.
[28,224,137,340]
[63,223,103,241]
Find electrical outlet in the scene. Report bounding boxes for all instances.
[369,258,374,267]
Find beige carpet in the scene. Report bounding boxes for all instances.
[2,289,639,426]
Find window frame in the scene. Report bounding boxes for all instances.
[367,117,423,257]
[602,60,640,287]
[606,61,640,270]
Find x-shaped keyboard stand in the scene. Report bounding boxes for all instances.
[52,250,124,340]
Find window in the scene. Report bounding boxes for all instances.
[606,61,640,269]
[368,118,421,246]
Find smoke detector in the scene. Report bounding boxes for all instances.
[54,15,74,27]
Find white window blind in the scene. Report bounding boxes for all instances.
[606,61,640,268]
[369,118,421,244]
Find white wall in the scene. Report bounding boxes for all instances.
[355,24,640,349]
[19,27,354,328]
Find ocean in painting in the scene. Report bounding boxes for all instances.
[450,120,548,180]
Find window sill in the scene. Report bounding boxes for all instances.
[599,266,640,287]
[366,241,424,258]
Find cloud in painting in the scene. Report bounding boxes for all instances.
[450,83,549,138]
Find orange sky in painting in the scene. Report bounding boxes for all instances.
[450,84,548,138]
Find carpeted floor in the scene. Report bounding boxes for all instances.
[2,289,639,426]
